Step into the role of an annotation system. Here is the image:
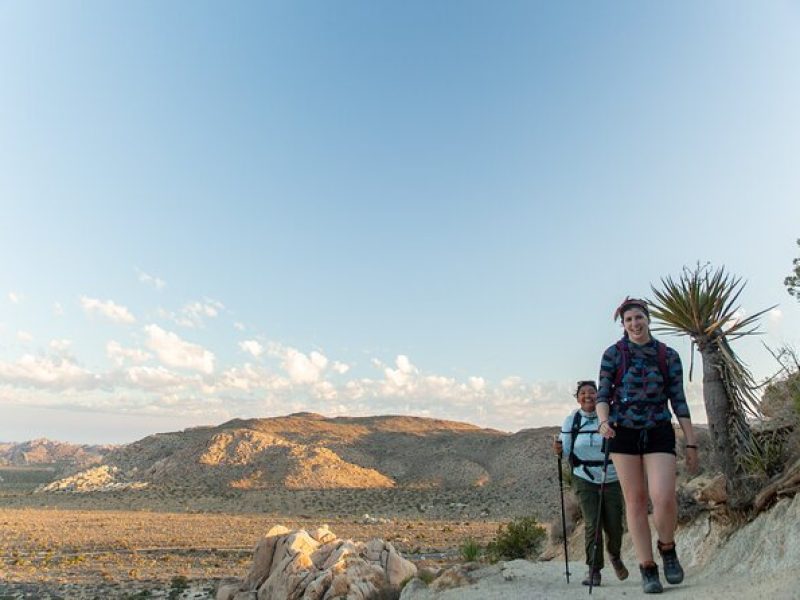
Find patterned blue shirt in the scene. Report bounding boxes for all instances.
[596,337,691,429]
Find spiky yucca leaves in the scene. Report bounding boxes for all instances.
[648,264,775,506]
[649,264,773,414]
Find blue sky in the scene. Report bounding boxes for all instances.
[1,1,799,443]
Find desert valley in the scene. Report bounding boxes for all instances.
[2,412,798,600]
[0,413,565,599]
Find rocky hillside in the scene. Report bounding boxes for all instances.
[0,438,113,472]
[37,413,566,517]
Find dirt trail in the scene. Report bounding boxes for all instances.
[405,559,797,599]
[406,494,800,600]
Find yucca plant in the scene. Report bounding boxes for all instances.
[648,263,775,507]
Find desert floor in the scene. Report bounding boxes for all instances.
[0,505,501,599]
[0,465,520,598]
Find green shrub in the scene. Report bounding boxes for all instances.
[168,575,189,600]
[459,537,481,562]
[417,570,436,584]
[486,516,546,562]
[741,429,787,478]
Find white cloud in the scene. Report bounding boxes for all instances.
[396,355,416,373]
[81,296,136,324]
[107,341,151,366]
[144,324,215,374]
[501,376,523,389]
[136,269,166,290]
[8,291,23,304]
[125,366,184,390]
[213,364,289,393]
[312,381,338,400]
[332,361,350,374]
[384,355,418,389]
[234,322,246,332]
[468,376,486,392]
[0,338,581,432]
[344,379,368,400]
[0,354,96,389]
[239,340,264,358]
[17,331,34,343]
[283,348,329,384]
[769,308,783,322]
[166,299,225,328]
[53,302,64,316]
[49,339,72,353]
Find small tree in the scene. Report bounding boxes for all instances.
[649,264,775,507]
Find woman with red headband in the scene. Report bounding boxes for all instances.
[595,298,699,594]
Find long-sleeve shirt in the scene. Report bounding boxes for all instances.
[558,409,618,483]
[596,337,691,429]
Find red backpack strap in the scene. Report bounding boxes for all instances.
[613,339,628,390]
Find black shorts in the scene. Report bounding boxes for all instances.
[609,423,676,456]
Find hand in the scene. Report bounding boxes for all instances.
[553,438,563,456]
[598,421,615,439]
[685,446,699,474]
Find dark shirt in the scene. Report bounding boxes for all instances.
[596,337,691,429]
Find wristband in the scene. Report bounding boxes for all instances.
[685,444,698,449]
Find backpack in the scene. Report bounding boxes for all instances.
[612,339,669,401]
[567,411,604,470]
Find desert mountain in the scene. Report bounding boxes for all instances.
[0,438,113,472]
[38,413,562,517]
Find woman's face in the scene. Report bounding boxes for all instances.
[623,307,651,343]
[576,385,597,412]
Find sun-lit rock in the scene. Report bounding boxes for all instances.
[221,526,417,600]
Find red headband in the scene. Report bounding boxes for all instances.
[613,297,649,321]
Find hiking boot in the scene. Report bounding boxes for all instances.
[581,568,601,587]
[639,562,663,594]
[657,540,684,584]
[610,555,629,580]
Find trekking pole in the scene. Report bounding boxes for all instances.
[588,439,611,595]
[556,442,571,584]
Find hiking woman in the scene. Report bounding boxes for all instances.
[553,380,628,587]
[595,297,699,594]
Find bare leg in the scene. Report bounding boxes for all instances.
[644,453,678,545]
[611,453,653,564]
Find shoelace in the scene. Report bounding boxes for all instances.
[662,551,679,570]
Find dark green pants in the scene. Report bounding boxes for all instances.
[572,477,625,569]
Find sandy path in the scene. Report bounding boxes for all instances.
[406,559,798,600]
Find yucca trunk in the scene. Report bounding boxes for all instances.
[700,348,736,481]
[700,341,756,507]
